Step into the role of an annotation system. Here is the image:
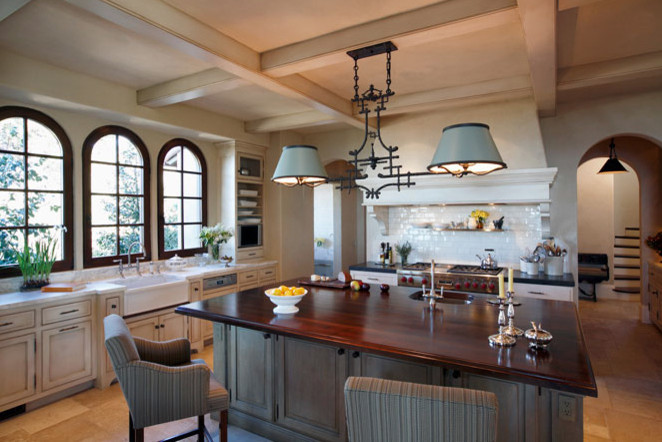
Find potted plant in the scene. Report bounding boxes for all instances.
[470,209,490,230]
[395,241,413,266]
[200,224,233,261]
[646,231,662,262]
[14,235,58,291]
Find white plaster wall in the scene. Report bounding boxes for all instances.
[313,184,334,262]
[613,163,639,234]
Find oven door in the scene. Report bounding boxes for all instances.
[238,224,262,248]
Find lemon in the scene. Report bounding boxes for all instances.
[284,290,293,297]
[272,288,283,296]
[294,288,306,295]
[279,285,288,292]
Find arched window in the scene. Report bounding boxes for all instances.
[83,126,151,267]
[0,106,74,277]
[157,139,207,258]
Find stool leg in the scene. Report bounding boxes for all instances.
[198,415,205,441]
[129,413,135,442]
[219,410,228,442]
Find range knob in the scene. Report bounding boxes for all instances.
[464,281,471,289]
[421,278,428,285]
[401,276,407,283]
[455,282,462,290]
[408,277,414,284]
[472,282,479,289]
[488,283,496,291]
[480,282,487,290]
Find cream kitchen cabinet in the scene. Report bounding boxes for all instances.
[349,270,398,286]
[512,282,573,302]
[126,309,187,342]
[42,320,93,391]
[95,292,123,389]
[0,333,36,408]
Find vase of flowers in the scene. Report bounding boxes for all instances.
[646,231,662,261]
[395,241,413,266]
[14,235,59,291]
[200,224,233,261]
[470,209,490,230]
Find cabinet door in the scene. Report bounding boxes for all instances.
[276,337,347,442]
[159,312,187,342]
[228,326,274,421]
[354,351,441,385]
[127,316,159,341]
[105,297,121,373]
[42,321,93,391]
[0,334,35,407]
[189,281,202,344]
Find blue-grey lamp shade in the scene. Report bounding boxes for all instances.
[271,145,328,187]
[427,123,506,177]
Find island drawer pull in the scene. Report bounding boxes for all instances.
[452,370,461,379]
[337,348,345,355]
[528,291,546,295]
[352,351,360,359]
[60,309,79,315]
[59,325,78,333]
[263,333,271,339]
[0,322,13,327]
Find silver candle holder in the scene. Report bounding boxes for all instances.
[488,297,516,347]
[502,291,524,337]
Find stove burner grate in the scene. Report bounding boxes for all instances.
[448,265,502,276]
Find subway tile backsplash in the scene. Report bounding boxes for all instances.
[368,205,543,267]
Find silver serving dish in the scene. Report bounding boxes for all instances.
[524,322,553,349]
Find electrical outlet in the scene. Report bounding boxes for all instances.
[558,394,576,422]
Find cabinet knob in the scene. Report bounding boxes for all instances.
[154,325,159,330]
[337,349,345,355]
[111,304,117,309]
[263,333,271,339]
[160,324,165,328]
[352,351,360,358]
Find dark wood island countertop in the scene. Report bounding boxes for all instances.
[176,280,596,397]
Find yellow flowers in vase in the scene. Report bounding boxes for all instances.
[470,209,490,230]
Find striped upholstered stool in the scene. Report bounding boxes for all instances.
[104,314,228,442]
[344,376,498,442]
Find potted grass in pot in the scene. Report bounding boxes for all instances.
[14,236,58,291]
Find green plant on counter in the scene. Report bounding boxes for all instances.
[315,237,326,247]
[13,233,59,290]
[200,224,233,260]
[395,241,412,265]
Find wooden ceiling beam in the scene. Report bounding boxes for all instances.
[245,112,336,134]
[517,0,557,117]
[0,0,31,23]
[261,0,518,77]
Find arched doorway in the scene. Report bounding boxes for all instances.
[577,135,662,322]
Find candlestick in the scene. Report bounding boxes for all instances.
[488,298,516,347]
[502,291,524,337]
[498,273,505,299]
[508,267,514,292]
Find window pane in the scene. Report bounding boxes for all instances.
[27,120,62,156]
[0,118,24,152]
[183,198,201,223]
[90,135,117,163]
[118,137,143,166]
[164,225,181,251]
[183,147,201,172]
[183,224,201,249]
[28,192,63,226]
[1,153,26,189]
[91,195,116,225]
[164,198,181,223]
[91,163,117,194]
[183,172,201,197]
[92,227,117,257]
[0,191,25,226]
[28,227,63,261]
[119,226,144,255]
[0,229,25,266]
[163,171,181,197]
[119,196,143,225]
[28,157,63,191]
[119,166,143,195]
[163,146,181,171]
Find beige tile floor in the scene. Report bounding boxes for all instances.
[579,298,662,442]
[1,298,660,441]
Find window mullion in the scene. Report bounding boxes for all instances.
[115,135,121,259]
[22,117,28,248]
[180,160,184,250]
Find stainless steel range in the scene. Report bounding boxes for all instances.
[397,262,502,295]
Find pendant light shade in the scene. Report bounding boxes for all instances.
[427,123,506,177]
[597,138,628,174]
[271,145,328,187]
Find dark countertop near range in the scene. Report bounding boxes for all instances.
[176,280,596,397]
[349,262,575,287]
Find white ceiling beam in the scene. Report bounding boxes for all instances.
[558,0,606,11]
[261,0,518,77]
[245,112,336,134]
[517,0,557,117]
[381,75,532,115]
[0,0,31,22]
[65,0,366,129]
[137,68,248,107]
[557,51,662,91]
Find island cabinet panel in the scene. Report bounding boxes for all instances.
[41,320,93,391]
[0,333,36,407]
[351,351,442,385]
[228,326,274,421]
[276,336,347,442]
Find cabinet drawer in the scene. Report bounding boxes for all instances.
[237,248,263,261]
[512,283,572,302]
[350,271,398,286]
[238,271,259,285]
[42,300,91,325]
[0,310,35,335]
[259,267,276,281]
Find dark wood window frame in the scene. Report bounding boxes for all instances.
[82,126,151,268]
[0,106,74,278]
[157,138,208,259]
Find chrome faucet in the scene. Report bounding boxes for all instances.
[127,242,146,276]
[112,258,125,279]
[422,259,444,308]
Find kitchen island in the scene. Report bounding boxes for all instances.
[176,281,596,442]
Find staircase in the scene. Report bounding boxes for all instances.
[613,227,641,294]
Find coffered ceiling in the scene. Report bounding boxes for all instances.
[0,0,660,136]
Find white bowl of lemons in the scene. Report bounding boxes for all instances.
[265,285,307,314]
